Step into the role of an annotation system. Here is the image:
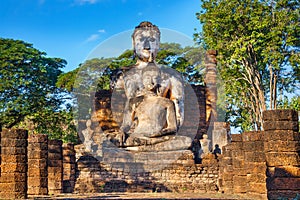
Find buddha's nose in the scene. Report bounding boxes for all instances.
[143,39,151,50]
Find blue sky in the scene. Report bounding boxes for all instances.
[0,0,201,72]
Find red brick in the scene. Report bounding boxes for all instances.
[1,138,27,147]
[243,141,264,151]
[264,140,300,152]
[1,163,27,173]
[266,152,300,166]
[267,177,300,190]
[242,131,264,141]
[267,166,300,178]
[28,134,48,143]
[248,182,267,194]
[1,129,28,139]
[28,167,47,177]
[264,130,300,141]
[231,134,242,142]
[28,150,47,159]
[244,152,265,162]
[263,121,299,131]
[268,190,300,200]
[0,182,27,192]
[1,155,27,163]
[27,187,48,195]
[0,172,26,183]
[28,177,48,187]
[1,147,26,155]
[263,109,298,121]
[28,142,48,151]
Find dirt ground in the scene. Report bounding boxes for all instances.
[30,192,260,200]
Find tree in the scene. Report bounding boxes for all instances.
[195,0,300,131]
[0,38,76,142]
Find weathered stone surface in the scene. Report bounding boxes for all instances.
[48,139,63,146]
[28,134,48,143]
[264,140,300,152]
[28,150,47,159]
[0,173,26,183]
[242,131,264,141]
[247,173,266,183]
[264,130,300,141]
[28,159,47,169]
[263,109,298,121]
[1,138,27,147]
[244,152,265,162]
[28,142,48,151]
[266,152,300,166]
[0,163,27,173]
[243,141,264,151]
[28,168,47,177]
[248,182,267,194]
[0,182,27,192]
[27,187,48,195]
[268,190,300,200]
[1,129,28,139]
[126,136,192,152]
[231,134,242,142]
[0,192,27,199]
[0,155,27,163]
[267,166,300,177]
[1,147,27,155]
[263,121,299,131]
[27,177,48,187]
[267,177,300,190]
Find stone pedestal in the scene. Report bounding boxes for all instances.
[28,134,48,195]
[48,139,63,194]
[0,129,28,199]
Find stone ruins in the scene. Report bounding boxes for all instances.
[0,22,299,199]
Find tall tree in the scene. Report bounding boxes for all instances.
[0,38,76,141]
[196,0,300,131]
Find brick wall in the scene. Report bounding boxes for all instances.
[219,109,299,200]
[74,150,219,193]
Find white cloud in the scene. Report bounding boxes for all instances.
[85,34,99,42]
[98,29,106,33]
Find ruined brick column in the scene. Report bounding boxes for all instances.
[63,143,76,193]
[28,134,48,195]
[263,110,300,200]
[205,50,218,142]
[205,50,217,121]
[0,129,28,199]
[48,139,63,194]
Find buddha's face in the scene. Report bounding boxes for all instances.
[133,29,160,62]
[142,69,160,90]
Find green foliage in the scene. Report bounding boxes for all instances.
[278,96,300,111]
[196,0,300,131]
[0,38,77,142]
